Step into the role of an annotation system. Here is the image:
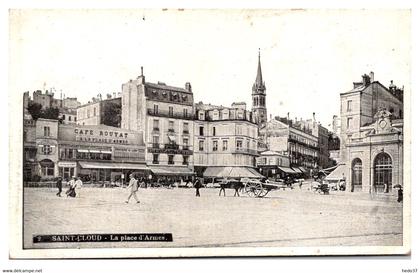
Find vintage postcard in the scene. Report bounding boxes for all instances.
[8,9,411,258]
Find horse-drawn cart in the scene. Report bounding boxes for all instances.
[243,179,285,197]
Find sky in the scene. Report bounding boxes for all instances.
[9,9,410,128]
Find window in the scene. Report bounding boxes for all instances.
[236,140,243,150]
[153,119,159,131]
[153,104,159,114]
[153,154,159,164]
[346,117,353,129]
[199,140,204,151]
[374,153,392,193]
[168,154,174,165]
[87,109,90,118]
[74,117,77,122]
[236,125,242,135]
[223,140,228,151]
[68,116,72,121]
[43,126,50,137]
[182,155,189,165]
[152,136,159,148]
[94,107,97,116]
[212,140,218,151]
[183,138,189,149]
[41,145,52,155]
[168,121,174,132]
[347,100,352,112]
[62,114,66,120]
[183,109,188,118]
[199,126,204,136]
[183,122,189,134]
[169,106,174,117]
[199,112,204,120]
[213,111,219,120]
[212,127,216,136]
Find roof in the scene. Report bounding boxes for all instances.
[146,82,190,93]
[325,163,346,181]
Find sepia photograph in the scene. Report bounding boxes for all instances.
[6,8,412,260]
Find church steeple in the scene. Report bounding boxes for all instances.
[251,49,267,127]
[253,48,266,94]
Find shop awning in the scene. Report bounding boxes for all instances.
[278,167,296,174]
[79,161,149,170]
[89,150,101,153]
[291,167,302,173]
[149,166,194,176]
[298,167,308,173]
[203,167,263,178]
[78,149,89,153]
[101,150,112,154]
[325,163,346,181]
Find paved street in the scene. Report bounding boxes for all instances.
[23,184,403,249]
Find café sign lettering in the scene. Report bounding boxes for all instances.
[74,128,130,144]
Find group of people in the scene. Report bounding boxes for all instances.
[55,176,83,198]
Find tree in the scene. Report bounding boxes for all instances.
[42,107,60,120]
[27,102,43,120]
[102,102,121,127]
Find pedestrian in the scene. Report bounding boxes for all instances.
[66,176,76,197]
[56,177,63,197]
[299,179,303,189]
[126,174,140,204]
[75,177,83,198]
[397,186,403,203]
[193,177,202,197]
[219,177,228,196]
[233,181,241,197]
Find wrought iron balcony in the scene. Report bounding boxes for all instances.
[147,108,194,120]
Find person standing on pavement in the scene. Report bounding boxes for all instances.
[126,174,140,204]
[75,177,83,198]
[193,177,202,197]
[66,176,76,197]
[56,177,63,197]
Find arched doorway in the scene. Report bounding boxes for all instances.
[39,159,55,177]
[374,153,392,193]
[351,158,362,191]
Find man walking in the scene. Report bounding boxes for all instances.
[126,174,140,204]
[56,177,63,197]
[193,177,202,197]
[75,176,83,198]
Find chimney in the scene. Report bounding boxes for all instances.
[369,71,374,82]
[287,112,290,120]
[313,112,316,121]
[362,74,371,85]
[185,82,192,92]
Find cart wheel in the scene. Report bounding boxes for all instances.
[245,182,262,198]
[258,188,269,197]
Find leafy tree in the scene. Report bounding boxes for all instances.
[42,107,60,120]
[27,102,43,120]
[102,102,121,127]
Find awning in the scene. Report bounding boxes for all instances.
[325,164,347,181]
[101,150,112,154]
[298,167,308,173]
[79,161,149,170]
[168,135,176,142]
[278,167,296,174]
[89,150,101,153]
[203,167,263,178]
[291,167,302,173]
[149,166,194,176]
[78,149,89,153]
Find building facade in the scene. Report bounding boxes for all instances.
[334,72,404,193]
[260,117,319,173]
[194,102,260,178]
[251,50,267,127]
[121,68,195,177]
[76,97,121,127]
[23,118,147,183]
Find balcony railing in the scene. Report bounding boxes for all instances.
[233,147,259,156]
[147,143,193,155]
[147,109,194,120]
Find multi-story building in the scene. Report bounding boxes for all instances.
[76,97,121,127]
[326,72,404,193]
[259,117,319,175]
[256,150,297,180]
[194,102,261,179]
[251,50,267,127]
[60,108,77,125]
[121,68,195,178]
[23,118,147,183]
